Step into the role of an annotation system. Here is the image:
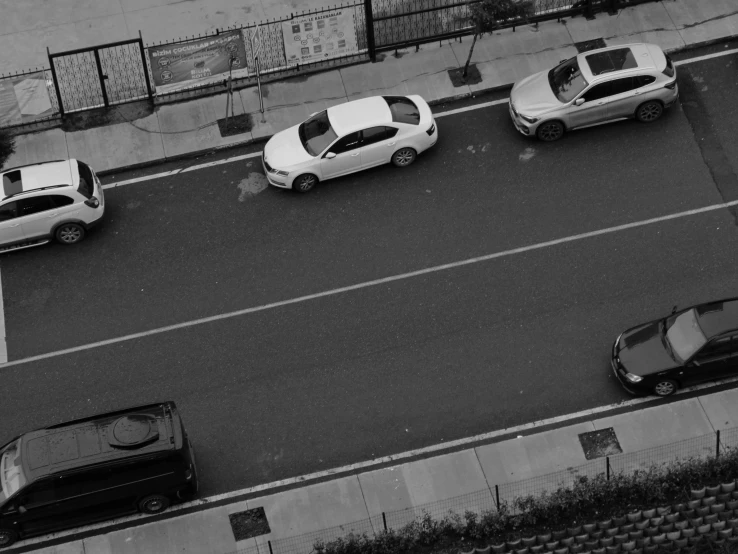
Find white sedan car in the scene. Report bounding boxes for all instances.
[261,95,438,193]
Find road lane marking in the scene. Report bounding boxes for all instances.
[98,47,738,189]
[2,199,737,368]
[12,373,738,549]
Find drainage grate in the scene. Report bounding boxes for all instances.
[574,38,607,53]
[228,507,271,541]
[578,427,623,460]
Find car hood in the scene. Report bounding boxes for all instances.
[616,321,679,376]
[510,70,563,116]
[263,124,314,169]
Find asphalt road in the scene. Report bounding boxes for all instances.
[1,42,737,497]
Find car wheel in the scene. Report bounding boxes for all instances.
[636,101,663,123]
[55,223,85,245]
[138,494,170,514]
[392,147,416,167]
[292,174,318,193]
[536,121,565,142]
[653,379,678,397]
[0,529,18,548]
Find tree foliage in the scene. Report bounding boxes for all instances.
[0,128,16,170]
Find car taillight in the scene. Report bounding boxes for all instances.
[426,122,436,136]
[664,80,677,90]
[84,197,100,208]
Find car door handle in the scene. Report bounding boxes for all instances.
[9,223,20,228]
[46,212,58,218]
[350,153,359,157]
[386,142,396,147]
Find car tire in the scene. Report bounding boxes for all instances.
[0,528,18,548]
[138,494,170,514]
[292,174,318,193]
[536,121,565,142]
[635,100,664,123]
[653,378,678,397]
[55,223,85,245]
[392,147,416,167]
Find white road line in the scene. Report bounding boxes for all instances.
[13,373,738,549]
[95,47,738,191]
[2,199,737,369]
[0,270,6,364]
[102,152,263,189]
[673,48,738,67]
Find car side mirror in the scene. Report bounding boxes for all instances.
[18,505,27,514]
[574,98,585,106]
[324,152,337,159]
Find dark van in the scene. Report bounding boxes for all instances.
[0,401,198,548]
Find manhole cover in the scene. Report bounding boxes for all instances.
[575,38,607,53]
[578,427,622,460]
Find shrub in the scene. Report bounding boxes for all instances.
[0,127,16,170]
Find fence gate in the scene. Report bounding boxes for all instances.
[47,36,152,115]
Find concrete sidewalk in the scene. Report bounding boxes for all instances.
[17,386,738,554]
[5,0,738,176]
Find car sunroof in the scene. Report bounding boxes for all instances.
[585,48,637,76]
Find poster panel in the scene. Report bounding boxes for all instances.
[282,10,359,65]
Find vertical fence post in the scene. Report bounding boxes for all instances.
[268,540,274,554]
[47,47,65,116]
[138,30,153,100]
[363,0,376,62]
[716,429,721,459]
[606,456,611,480]
[93,48,110,108]
[584,0,595,20]
[495,484,500,509]
[608,0,619,15]
[382,511,387,532]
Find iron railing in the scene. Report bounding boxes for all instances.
[0,67,60,129]
[230,426,738,554]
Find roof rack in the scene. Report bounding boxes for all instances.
[1,160,67,173]
[3,184,68,200]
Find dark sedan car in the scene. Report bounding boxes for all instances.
[612,298,738,396]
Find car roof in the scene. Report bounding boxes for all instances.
[327,97,392,136]
[0,159,78,202]
[695,298,738,338]
[578,43,660,82]
[19,402,180,481]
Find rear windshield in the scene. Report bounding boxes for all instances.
[76,160,95,199]
[0,439,27,505]
[298,111,338,157]
[1,170,22,199]
[662,53,675,77]
[383,96,420,125]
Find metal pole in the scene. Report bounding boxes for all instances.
[608,0,619,15]
[584,0,595,20]
[268,540,273,554]
[495,484,500,509]
[606,457,611,480]
[256,56,265,123]
[47,47,65,116]
[716,429,721,459]
[364,0,376,62]
[138,30,153,100]
[382,512,387,532]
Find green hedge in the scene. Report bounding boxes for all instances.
[314,448,738,554]
[0,128,15,170]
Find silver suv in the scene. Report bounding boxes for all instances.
[0,159,105,252]
[509,43,678,141]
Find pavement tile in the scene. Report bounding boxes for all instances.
[22,541,86,554]
[665,0,738,46]
[250,476,371,542]
[64,111,165,173]
[3,128,69,169]
[156,93,252,158]
[698,389,738,433]
[358,449,492,521]
[564,3,686,52]
[340,44,467,101]
[259,71,347,109]
[84,507,238,554]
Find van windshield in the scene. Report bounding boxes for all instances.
[0,439,26,503]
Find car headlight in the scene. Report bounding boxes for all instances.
[625,373,643,383]
[275,170,289,176]
[519,114,539,124]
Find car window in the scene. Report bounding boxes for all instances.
[1,170,22,198]
[548,57,589,103]
[697,336,735,357]
[0,202,18,222]
[633,75,656,88]
[326,132,361,155]
[49,195,75,208]
[361,127,388,146]
[385,127,399,139]
[383,96,420,125]
[298,111,338,157]
[581,82,613,103]
[19,479,56,507]
[609,77,638,96]
[18,196,54,217]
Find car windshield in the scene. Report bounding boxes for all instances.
[298,111,338,157]
[548,57,589,103]
[665,309,708,363]
[0,439,26,504]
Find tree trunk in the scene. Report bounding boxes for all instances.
[462,32,479,79]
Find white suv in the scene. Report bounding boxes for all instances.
[0,159,105,252]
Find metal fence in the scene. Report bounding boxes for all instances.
[230,426,738,554]
[0,68,60,129]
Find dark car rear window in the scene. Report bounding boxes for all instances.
[2,170,22,198]
[76,160,95,199]
[383,96,420,125]
[585,48,637,76]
